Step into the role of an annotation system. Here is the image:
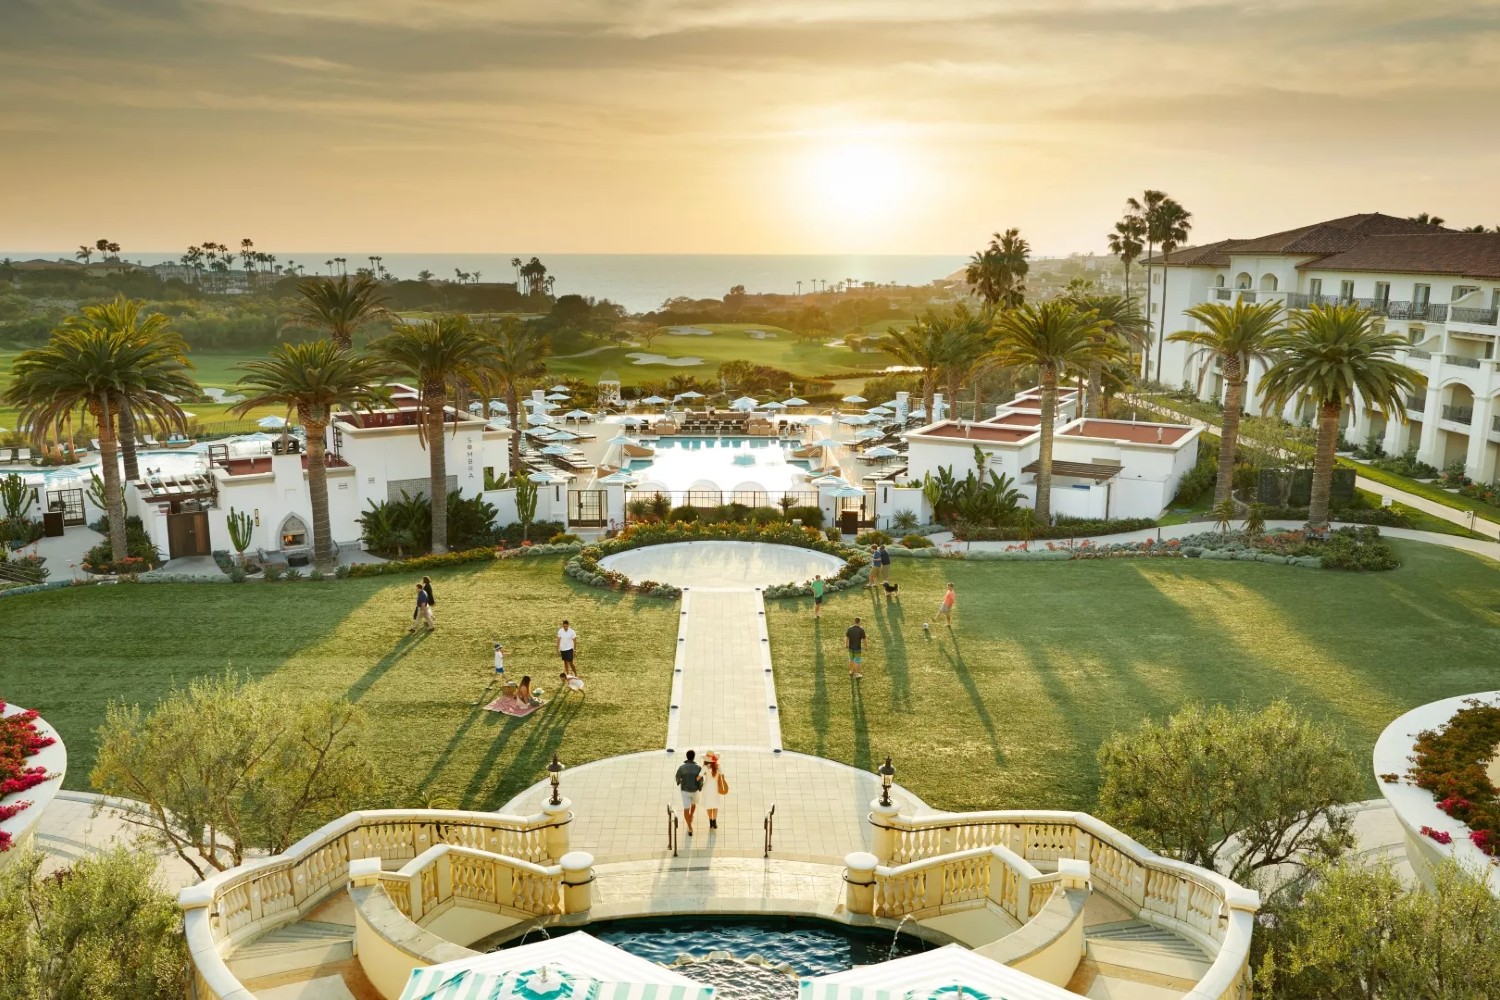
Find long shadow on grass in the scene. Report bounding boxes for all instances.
[458,693,586,810]
[939,633,1005,766]
[347,631,426,702]
[868,590,910,713]
[850,670,871,771]
[809,618,828,756]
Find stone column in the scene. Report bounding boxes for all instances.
[1415,354,1444,469]
[869,799,901,864]
[844,852,878,915]
[1057,858,1090,891]
[349,857,382,888]
[560,851,594,913]
[543,797,572,862]
[1465,365,1497,482]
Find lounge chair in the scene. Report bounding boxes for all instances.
[143,434,159,446]
[90,438,102,451]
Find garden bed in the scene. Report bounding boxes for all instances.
[1409,698,1500,856]
[1,702,64,853]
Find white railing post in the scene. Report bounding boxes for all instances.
[543,798,572,861]
[844,852,878,915]
[435,850,453,905]
[869,800,900,863]
[560,851,594,913]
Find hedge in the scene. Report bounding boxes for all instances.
[347,542,582,578]
[952,517,1159,541]
[1409,699,1500,856]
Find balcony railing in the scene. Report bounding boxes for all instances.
[1442,405,1474,425]
[1285,293,1448,323]
[1213,287,1232,301]
[1451,306,1500,326]
[1388,301,1447,322]
[1407,394,1427,413]
[1408,348,1432,359]
[1238,289,1258,303]
[1493,415,1500,433]
[1445,354,1482,369]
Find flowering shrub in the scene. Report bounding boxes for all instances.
[1420,826,1453,845]
[0,701,57,851]
[347,542,582,578]
[1410,699,1500,856]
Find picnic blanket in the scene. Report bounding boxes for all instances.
[485,696,544,717]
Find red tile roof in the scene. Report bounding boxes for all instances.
[920,422,1032,443]
[1142,213,1458,267]
[1298,233,1500,280]
[1063,420,1191,445]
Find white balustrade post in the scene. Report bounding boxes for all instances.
[869,799,900,863]
[436,851,453,904]
[1057,858,1090,892]
[560,851,594,913]
[844,852,878,915]
[543,798,572,861]
[349,857,382,888]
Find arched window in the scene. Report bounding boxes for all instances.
[1259,274,1279,291]
[1215,274,1226,288]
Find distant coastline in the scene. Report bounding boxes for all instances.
[0,251,972,313]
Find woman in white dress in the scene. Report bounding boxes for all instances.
[701,751,727,830]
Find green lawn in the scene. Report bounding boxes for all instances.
[545,324,893,387]
[766,540,1500,813]
[0,556,676,810]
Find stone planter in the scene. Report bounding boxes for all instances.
[0,704,67,862]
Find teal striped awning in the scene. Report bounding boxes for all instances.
[799,984,993,1000]
[401,968,715,1000]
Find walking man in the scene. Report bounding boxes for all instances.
[675,749,705,836]
[410,583,435,633]
[811,575,825,619]
[878,545,892,585]
[557,619,579,678]
[846,616,866,680]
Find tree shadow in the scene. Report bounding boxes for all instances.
[810,618,828,754]
[939,634,1006,765]
[850,672,871,771]
[460,693,586,810]
[869,590,911,713]
[348,632,424,702]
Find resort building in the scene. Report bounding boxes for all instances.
[903,388,1201,520]
[1144,214,1500,481]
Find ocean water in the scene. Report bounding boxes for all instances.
[4,251,967,313]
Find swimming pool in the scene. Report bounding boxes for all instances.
[627,436,811,496]
[0,448,211,486]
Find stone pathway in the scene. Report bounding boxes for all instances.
[670,588,780,752]
[33,791,201,889]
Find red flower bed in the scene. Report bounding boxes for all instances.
[1410,699,1500,857]
[0,700,56,852]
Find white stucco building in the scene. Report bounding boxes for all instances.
[904,388,1201,520]
[1143,213,1500,481]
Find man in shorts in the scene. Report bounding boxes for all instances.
[557,619,579,678]
[675,749,705,836]
[846,616,866,680]
[811,575,825,619]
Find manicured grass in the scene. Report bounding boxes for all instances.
[0,556,676,810]
[766,541,1500,813]
[545,325,893,387]
[1340,457,1500,527]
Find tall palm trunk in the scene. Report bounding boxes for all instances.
[1142,243,1155,380]
[1155,252,1172,385]
[95,399,128,561]
[947,374,962,420]
[1308,399,1341,529]
[116,400,141,482]
[506,383,523,475]
[922,373,935,423]
[1214,356,1245,504]
[305,417,336,571]
[1086,362,1103,419]
[1035,364,1057,523]
[426,384,449,554]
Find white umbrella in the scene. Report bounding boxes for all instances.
[761,400,787,410]
[488,400,507,413]
[908,407,928,419]
[855,427,884,440]
[812,474,849,487]
[729,396,759,411]
[607,433,639,446]
[620,415,648,426]
[830,484,868,498]
[674,390,704,400]
[782,396,809,407]
[549,384,570,392]
[562,409,592,420]
[545,391,570,401]
[802,439,840,450]
[862,445,900,458]
[525,412,551,426]
[801,415,831,426]
[257,415,286,429]
[467,401,484,412]
[842,394,868,403]
[539,444,573,455]
[867,405,891,415]
[597,471,637,485]
[639,395,669,405]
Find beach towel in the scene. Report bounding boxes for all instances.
[485,696,544,717]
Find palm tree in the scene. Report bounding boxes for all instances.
[372,317,494,553]
[1125,191,1165,374]
[990,302,1113,523]
[56,296,192,483]
[879,312,949,419]
[510,257,523,286]
[964,228,1030,308]
[937,304,996,420]
[1107,215,1147,303]
[75,245,93,265]
[1067,293,1147,418]
[1150,199,1193,383]
[284,275,393,349]
[1168,301,1286,503]
[232,342,392,571]
[486,317,552,475]
[4,325,195,561]
[1258,304,1425,528]
[1407,213,1446,227]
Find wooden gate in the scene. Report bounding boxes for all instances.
[166,511,211,559]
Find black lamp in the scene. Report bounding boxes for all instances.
[547,752,565,806]
[878,756,896,807]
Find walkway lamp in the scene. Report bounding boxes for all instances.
[547,752,565,806]
[878,756,896,808]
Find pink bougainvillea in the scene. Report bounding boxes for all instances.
[0,701,55,851]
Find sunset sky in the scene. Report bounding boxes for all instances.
[3,0,1498,255]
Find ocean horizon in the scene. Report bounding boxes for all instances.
[3,251,973,314]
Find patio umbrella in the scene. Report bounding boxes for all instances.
[782,396,809,407]
[597,471,637,485]
[539,444,573,455]
[620,415,648,426]
[639,395,669,405]
[545,391,570,401]
[549,384,570,392]
[488,400,508,413]
[862,445,900,458]
[562,409,592,420]
[841,394,868,404]
[802,439,839,449]
[866,405,891,415]
[729,396,759,409]
[829,484,868,498]
[257,415,287,429]
[526,412,552,426]
[467,401,484,413]
[607,433,639,446]
[673,390,704,400]
[761,400,787,410]
[800,415,831,426]
[908,407,928,420]
[854,427,884,440]
[812,475,849,487]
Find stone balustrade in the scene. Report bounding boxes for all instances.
[182,803,573,1000]
[863,805,1258,1000]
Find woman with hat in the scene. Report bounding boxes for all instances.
[701,751,729,831]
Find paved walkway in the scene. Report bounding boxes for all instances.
[670,589,780,752]
[1121,393,1500,542]
[32,791,201,889]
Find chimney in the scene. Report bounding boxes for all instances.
[1156,427,1164,443]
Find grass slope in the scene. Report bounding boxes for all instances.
[767,540,1500,812]
[0,556,675,809]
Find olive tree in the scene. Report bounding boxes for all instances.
[91,673,380,877]
[0,846,187,1000]
[1096,701,1360,883]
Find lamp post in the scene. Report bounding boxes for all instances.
[878,756,896,808]
[547,752,565,806]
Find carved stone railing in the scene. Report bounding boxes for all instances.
[181,804,573,1000]
[865,807,1258,1000]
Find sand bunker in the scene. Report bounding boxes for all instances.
[667,326,713,336]
[626,352,704,367]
